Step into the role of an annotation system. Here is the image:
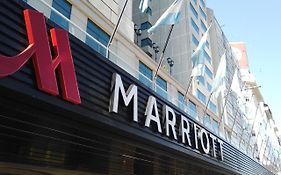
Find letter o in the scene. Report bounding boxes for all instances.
[200,129,210,154]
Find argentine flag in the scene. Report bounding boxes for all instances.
[231,69,241,96]
[148,0,184,33]
[139,0,150,13]
[191,24,212,77]
[231,69,246,110]
[211,53,226,98]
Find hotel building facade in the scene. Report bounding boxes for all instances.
[0,0,280,174]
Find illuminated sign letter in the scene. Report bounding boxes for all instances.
[163,105,177,140]
[209,134,217,158]
[0,9,80,104]
[145,96,162,133]
[109,73,138,122]
[194,123,199,149]
[218,139,224,160]
[200,129,210,154]
[180,115,191,146]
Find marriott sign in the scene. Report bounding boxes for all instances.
[109,73,223,160]
[0,10,223,160]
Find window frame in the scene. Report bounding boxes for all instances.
[50,0,72,30]
[192,34,199,46]
[191,18,199,34]
[189,2,198,19]
[85,19,110,57]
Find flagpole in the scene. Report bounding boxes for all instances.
[183,76,194,100]
[229,80,247,137]
[262,136,270,159]
[238,123,247,148]
[246,103,260,153]
[202,92,213,118]
[243,85,262,152]
[184,23,212,101]
[183,0,192,101]
[231,101,247,145]
[238,89,254,148]
[238,125,246,149]
[258,136,268,159]
[106,0,129,58]
[229,104,240,135]
[263,135,269,157]
[258,118,270,156]
[153,24,175,84]
[266,145,273,163]
[251,110,269,158]
[218,85,232,124]
[252,131,261,158]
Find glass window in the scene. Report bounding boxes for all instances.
[189,100,197,119]
[206,40,210,49]
[200,0,206,8]
[205,66,213,78]
[178,92,185,103]
[200,20,207,32]
[189,2,198,19]
[209,101,217,114]
[196,89,206,104]
[189,100,196,112]
[193,0,197,5]
[156,76,167,99]
[192,34,199,46]
[139,63,169,98]
[212,119,219,135]
[203,50,212,64]
[140,21,152,30]
[207,82,212,92]
[191,18,199,34]
[178,92,188,111]
[141,38,153,47]
[203,114,212,130]
[139,62,153,88]
[86,19,110,57]
[199,6,206,20]
[197,76,205,85]
[50,0,72,30]
[156,77,167,90]
[146,7,152,16]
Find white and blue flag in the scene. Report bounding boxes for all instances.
[231,69,240,95]
[139,0,150,13]
[211,53,226,98]
[147,0,184,33]
[191,24,212,77]
[231,69,246,112]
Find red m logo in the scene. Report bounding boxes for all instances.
[0,9,81,104]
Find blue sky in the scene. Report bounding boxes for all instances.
[207,1,281,129]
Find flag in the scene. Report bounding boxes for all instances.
[147,0,184,33]
[191,24,212,77]
[139,0,149,13]
[190,52,205,77]
[211,53,226,98]
[231,69,240,95]
[231,69,245,106]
